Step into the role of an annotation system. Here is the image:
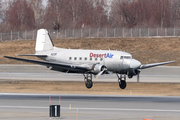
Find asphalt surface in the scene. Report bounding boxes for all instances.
[0,65,180,119]
[0,65,180,83]
[0,93,180,120]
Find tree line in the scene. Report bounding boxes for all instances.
[0,0,180,32]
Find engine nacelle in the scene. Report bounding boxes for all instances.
[128,69,140,78]
[93,64,106,74]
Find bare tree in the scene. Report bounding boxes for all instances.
[0,0,2,20]
[27,0,45,28]
[7,0,35,30]
[44,0,108,29]
[110,0,171,28]
[171,0,180,27]
[44,0,70,29]
[92,0,108,28]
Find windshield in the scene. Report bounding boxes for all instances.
[120,56,132,59]
[124,56,131,59]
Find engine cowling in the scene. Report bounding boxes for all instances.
[93,64,106,74]
[128,69,140,78]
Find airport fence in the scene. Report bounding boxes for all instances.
[1,28,180,41]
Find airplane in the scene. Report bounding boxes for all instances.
[4,29,175,89]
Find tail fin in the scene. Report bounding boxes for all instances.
[35,29,54,52]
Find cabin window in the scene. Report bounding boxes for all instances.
[74,57,77,60]
[100,58,103,61]
[69,57,72,60]
[79,57,82,60]
[85,57,87,60]
[90,58,92,61]
[95,58,97,61]
[120,56,123,59]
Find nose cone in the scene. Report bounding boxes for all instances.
[130,59,141,69]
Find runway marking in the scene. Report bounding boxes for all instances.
[0,106,48,109]
[1,106,180,112]
[72,107,180,112]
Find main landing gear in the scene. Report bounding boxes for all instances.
[83,73,93,89]
[83,73,127,89]
[116,74,127,89]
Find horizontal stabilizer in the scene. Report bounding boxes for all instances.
[16,54,47,57]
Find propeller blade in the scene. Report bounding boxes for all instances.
[106,71,112,74]
[96,70,105,77]
[137,73,139,83]
[96,67,107,77]
[136,69,141,83]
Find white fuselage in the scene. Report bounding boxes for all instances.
[37,47,136,73]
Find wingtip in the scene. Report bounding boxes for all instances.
[4,56,12,58]
[169,61,176,63]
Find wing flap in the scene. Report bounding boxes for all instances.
[4,56,89,73]
[140,61,175,69]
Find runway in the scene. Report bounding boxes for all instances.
[0,65,180,83]
[0,65,180,119]
[0,93,180,120]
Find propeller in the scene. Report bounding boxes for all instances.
[96,67,107,77]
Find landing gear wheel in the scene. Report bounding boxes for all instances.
[83,73,93,89]
[85,80,93,89]
[119,80,126,89]
[116,74,127,89]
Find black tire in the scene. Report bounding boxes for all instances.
[119,80,126,89]
[85,80,93,89]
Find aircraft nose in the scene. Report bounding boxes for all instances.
[130,59,141,69]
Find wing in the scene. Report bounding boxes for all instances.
[16,54,48,57]
[140,61,175,69]
[4,56,89,73]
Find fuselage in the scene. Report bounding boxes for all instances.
[37,47,141,73]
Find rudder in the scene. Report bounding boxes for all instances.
[35,29,54,52]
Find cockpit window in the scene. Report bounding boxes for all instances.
[120,56,132,59]
[124,56,131,59]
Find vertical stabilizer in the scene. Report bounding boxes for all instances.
[35,29,54,52]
